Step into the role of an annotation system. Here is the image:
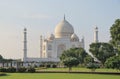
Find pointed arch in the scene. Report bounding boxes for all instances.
[57,44,66,57]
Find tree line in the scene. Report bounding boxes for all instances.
[60,19,120,71]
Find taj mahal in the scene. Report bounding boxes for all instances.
[0,16,99,68]
[23,16,98,63]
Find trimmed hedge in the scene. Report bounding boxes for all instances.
[86,62,100,71]
[0,67,16,72]
[7,67,16,72]
[27,68,35,73]
[52,64,57,68]
[0,67,35,73]
[0,68,7,72]
[18,67,27,72]
[46,64,51,68]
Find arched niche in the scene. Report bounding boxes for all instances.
[57,44,66,57]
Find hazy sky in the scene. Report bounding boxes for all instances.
[0,0,120,59]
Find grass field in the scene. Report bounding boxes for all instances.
[36,67,120,72]
[0,73,120,79]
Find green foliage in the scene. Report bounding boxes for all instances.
[60,48,87,71]
[63,57,79,67]
[0,67,35,73]
[0,55,13,63]
[0,55,3,59]
[0,68,7,72]
[84,55,94,65]
[39,64,45,67]
[84,55,100,72]
[105,56,120,71]
[86,62,100,71]
[60,48,87,64]
[18,67,27,72]
[110,19,120,55]
[89,42,115,64]
[0,55,5,63]
[110,19,120,47]
[27,68,35,73]
[52,64,57,68]
[46,64,51,68]
[0,67,16,72]
[7,67,16,72]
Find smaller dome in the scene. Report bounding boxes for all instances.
[48,34,55,40]
[71,33,79,41]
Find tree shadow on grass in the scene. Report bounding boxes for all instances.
[0,73,9,76]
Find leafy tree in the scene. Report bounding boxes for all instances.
[89,42,115,65]
[86,62,100,72]
[84,55,94,65]
[110,19,120,52]
[84,55,100,71]
[0,55,3,59]
[63,57,79,72]
[60,48,87,71]
[0,55,4,63]
[105,56,120,71]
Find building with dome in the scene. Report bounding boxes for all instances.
[23,16,84,63]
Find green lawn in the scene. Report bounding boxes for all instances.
[36,67,119,72]
[0,73,120,79]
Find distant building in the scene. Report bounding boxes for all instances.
[23,16,84,62]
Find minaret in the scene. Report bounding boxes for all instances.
[94,26,99,43]
[40,35,43,58]
[23,28,27,61]
[81,36,85,48]
[64,14,65,20]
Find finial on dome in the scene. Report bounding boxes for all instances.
[64,14,65,20]
[95,26,98,29]
[24,27,27,31]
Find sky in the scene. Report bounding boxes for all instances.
[0,0,120,59]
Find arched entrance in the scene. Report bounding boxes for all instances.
[57,44,66,57]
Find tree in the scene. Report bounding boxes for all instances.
[60,48,87,71]
[105,56,120,71]
[62,57,79,72]
[84,55,100,71]
[0,55,3,59]
[89,42,115,65]
[0,55,14,68]
[110,19,120,53]
[0,55,4,63]
[84,55,94,65]
[86,62,100,72]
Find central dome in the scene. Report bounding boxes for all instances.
[55,18,74,38]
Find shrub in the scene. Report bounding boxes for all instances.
[27,68,35,73]
[52,64,57,68]
[0,67,16,72]
[39,64,45,67]
[7,67,16,72]
[105,56,120,71]
[18,67,27,72]
[46,64,51,68]
[0,68,7,72]
[86,62,100,72]
[0,67,35,73]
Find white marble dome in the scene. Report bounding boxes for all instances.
[55,18,74,38]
